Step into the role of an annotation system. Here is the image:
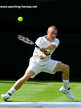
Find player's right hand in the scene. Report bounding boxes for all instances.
[40,47,50,56]
[44,51,50,56]
[40,47,47,52]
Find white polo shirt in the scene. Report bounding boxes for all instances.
[29,35,60,65]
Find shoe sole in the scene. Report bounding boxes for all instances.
[1,94,8,101]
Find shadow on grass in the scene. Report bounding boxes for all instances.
[0,79,62,85]
[0,80,50,85]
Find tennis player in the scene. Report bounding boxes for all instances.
[1,26,74,101]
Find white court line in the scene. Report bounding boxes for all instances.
[0,102,81,108]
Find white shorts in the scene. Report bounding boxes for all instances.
[26,59,61,78]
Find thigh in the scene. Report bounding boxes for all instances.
[24,70,35,78]
[53,62,68,72]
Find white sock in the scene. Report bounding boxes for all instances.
[7,87,16,95]
[63,80,69,89]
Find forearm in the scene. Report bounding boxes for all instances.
[40,48,50,56]
[40,44,56,56]
[43,44,56,50]
[40,44,56,55]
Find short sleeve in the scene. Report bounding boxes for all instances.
[52,38,60,47]
[35,37,43,48]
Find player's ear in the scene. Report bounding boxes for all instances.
[47,31,48,35]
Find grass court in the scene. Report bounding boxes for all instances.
[0,80,81,102]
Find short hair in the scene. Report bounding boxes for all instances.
[47,26,57,32]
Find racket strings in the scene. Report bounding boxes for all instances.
[18,35,34,45]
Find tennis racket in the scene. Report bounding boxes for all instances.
[17,34,50,55]
[17,35,40,49]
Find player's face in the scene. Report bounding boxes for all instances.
[47,28,57,41]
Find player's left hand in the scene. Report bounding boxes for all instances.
[40,47,50,56]
[44,51,50,56]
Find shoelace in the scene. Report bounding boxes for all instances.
[68,87,70,90]
[7,92,12,96]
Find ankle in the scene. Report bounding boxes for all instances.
[63,79,69,89]
[7,87,16,95]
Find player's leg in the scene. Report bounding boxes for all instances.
[1,70,35,101]
[53,62,74,99]
[54,62,69,80]
[13,70,35,90]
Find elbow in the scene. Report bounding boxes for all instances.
[51,44,56,50]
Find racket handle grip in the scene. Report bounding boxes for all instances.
[35,44,40,49]
[35,44,50,55]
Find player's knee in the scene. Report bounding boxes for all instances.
[66,64,69,70]
[63,64,69,72]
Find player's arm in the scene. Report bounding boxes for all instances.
[40,48,50,56]
[39,44,56,59]
[43,44,56,50]
[40,44,56,55]
[41,39,60,51]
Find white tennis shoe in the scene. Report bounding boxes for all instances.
[1,93,11,101]
[60,86,74,99]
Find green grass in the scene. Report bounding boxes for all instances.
[0,80,81,102]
